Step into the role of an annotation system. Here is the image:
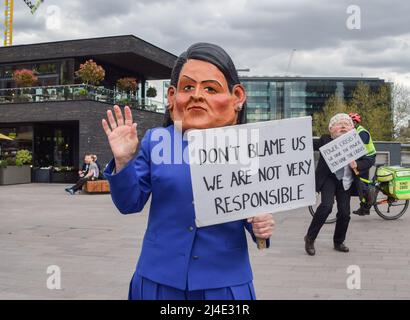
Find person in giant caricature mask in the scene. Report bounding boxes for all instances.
[304,113,356,257]
[163,42,247,129]
[102,43,274,300]
[328,113,355,139]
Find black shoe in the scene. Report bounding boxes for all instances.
[65,188,75,195]
[353,207,370,216]
[334,243,349,252]
[304,235,316,256]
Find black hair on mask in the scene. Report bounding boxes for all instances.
[163,42,247,126]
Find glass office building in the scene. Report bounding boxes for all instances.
[241,77,388,123]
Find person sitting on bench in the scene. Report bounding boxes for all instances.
[65,158,99,195]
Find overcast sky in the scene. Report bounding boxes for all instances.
[9,0,410,87]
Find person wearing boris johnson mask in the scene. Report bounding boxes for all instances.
[304,113,360,256]
[102,43,275,300]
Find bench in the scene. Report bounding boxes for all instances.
[83,180,110,194]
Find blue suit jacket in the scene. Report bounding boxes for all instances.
[104,125,268,291]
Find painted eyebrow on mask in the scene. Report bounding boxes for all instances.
[180,75,224,89]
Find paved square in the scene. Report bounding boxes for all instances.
[0,184,409,299]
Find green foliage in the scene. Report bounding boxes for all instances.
[0,160,7,168]
[5,157,15,166]
[312,82,393,140]
[0,157,33,168]
[15,149,32,166]
[349,83,393,141]
[146,86,157,98]
[398,123,410,143]
[312,95,353,136]
[78,88,88,96]
[118,98,130,106]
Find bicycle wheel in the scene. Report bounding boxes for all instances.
[374,189,409,220]
[308,192,337,224]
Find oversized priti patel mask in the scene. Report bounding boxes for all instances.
[167,59,246,131]
[164,42,247,131]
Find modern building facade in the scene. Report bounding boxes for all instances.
[241,77,388,123]
[0,35,176,182]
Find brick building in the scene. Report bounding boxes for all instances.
[0,35,177,182]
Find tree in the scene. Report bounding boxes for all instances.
[146,86,157,98]
[312,82,394,141]
[116,77,138,92]
[75,60,105,85]
[392,84,410,141]
[312,95,353,136]
[348,82,393,141]
[13,69,38,87]
[398,122,410,143]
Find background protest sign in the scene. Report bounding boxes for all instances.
[187,117,316,228]
[319,129,368,173]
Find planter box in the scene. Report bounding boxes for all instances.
[0,165,31,185]
[51,171,78,183]
[31,168,78,183]
[32,168,51,183]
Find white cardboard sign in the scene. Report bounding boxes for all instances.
[319,129,368,173]
[187,117,316,228]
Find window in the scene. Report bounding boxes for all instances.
[33,63,57,75]
[0,125,33,160]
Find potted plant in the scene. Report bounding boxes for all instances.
[12,69,37,103]
[0,149,32,185]
[75,59,105,92]
[13,69,38,87]
[50,166,77,183]
[117,77,138,93]
[118,98,130,106]
[74,88,89,100]
[146,86,157,98]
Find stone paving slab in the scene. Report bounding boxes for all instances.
[0,183,409,300]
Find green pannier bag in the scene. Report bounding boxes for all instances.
[376,167,394,182]
[376,166,410,200]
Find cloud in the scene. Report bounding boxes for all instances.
[7,0,410,87]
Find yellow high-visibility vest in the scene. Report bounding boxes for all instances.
[356,125,376,156]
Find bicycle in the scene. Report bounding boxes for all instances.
[308,165,410,223]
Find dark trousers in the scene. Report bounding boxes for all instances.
[71,176,96,192]
[307,176,351,245]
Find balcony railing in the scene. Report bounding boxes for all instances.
[0,84,166,113]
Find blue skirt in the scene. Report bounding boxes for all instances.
[128,273,256,300]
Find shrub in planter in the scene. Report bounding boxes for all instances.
[74,88,88,100]
[13,93,32,103]
[0,151,32,185]
[5,157,16,166]
[118,98,130,106]
[117,77,138,92]
[13,69,38,87]
[146,86,157,98]
[51,166,77,183]
[15,149,32,166]
[75,60,105,85]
